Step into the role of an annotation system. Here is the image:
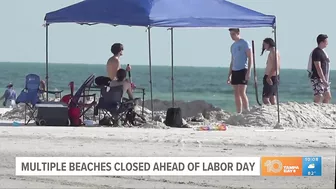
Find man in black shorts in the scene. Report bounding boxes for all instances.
[310,34,331,103]
[227,28,252,113]
[262,75,278,104]
[261,38,281,105]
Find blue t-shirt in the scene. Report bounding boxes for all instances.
[231,39,251,71]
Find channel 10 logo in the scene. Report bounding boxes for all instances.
[261,157,302,176]
[264,159,283,173]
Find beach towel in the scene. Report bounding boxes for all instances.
[307,49,330,81]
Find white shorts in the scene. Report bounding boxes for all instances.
[4,99,16,108]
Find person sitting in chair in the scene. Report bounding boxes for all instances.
[96,68,145,126]
[109,69,134,100]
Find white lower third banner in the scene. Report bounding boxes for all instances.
[15,157,260,176]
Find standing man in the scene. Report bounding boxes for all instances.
[227,28,252,113]
[106,43,131,81]
[310,34,331,103]
[260,38,281,105]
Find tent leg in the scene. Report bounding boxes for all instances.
[170,28,175,108]
[273,26,280,124]
[45,24,49,101]
[147,27,154,120]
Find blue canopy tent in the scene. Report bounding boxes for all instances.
[44,0,280,123]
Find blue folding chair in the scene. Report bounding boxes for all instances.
[16,74,63,125]
[16,74,41,124]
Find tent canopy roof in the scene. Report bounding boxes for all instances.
[45,0,276,28]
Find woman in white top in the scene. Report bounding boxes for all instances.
[109,69,134,100]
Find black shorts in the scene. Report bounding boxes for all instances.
[231,69,248,85]
[262,75,278,98]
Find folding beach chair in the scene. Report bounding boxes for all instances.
[16,74,64,125]
[67,74,97,126]
[15,74,41,125]
[95,85,146,126]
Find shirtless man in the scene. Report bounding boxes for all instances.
[310,34,331,103]
[260,38,280,105]
[107,43,132,80]
[227,28,252,113]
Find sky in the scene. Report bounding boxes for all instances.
[0,0,335,70]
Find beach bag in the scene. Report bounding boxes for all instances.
[68,107,82,126]
[164,107,183,128]
[307,51,313,78]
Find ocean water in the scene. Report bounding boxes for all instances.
[0,62,335,111]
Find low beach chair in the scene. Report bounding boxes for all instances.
[15,74,63,125]
[95,85,146,126]
[67,74,97,126]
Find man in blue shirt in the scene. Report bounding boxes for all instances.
[0,83,17,108]
[227,28,252,113]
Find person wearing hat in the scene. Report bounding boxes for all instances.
[0,83,17,108]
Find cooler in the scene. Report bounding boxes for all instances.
[35,102,69,126]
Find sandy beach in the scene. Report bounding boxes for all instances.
[1,0,336,188]
[0,125,335,189]
[1,102,335,188]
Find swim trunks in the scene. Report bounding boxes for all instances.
[311,78,330,96]
[231,69,248,85]
[262,75,278,98]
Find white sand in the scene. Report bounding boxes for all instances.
[0,102,335,188]
[143,100,336,128]
[0,107,12,115]
[3,101,336,129]
[225,102,336,128]
[0,126,335,189]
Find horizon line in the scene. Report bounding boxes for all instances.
[0,61,335,71]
